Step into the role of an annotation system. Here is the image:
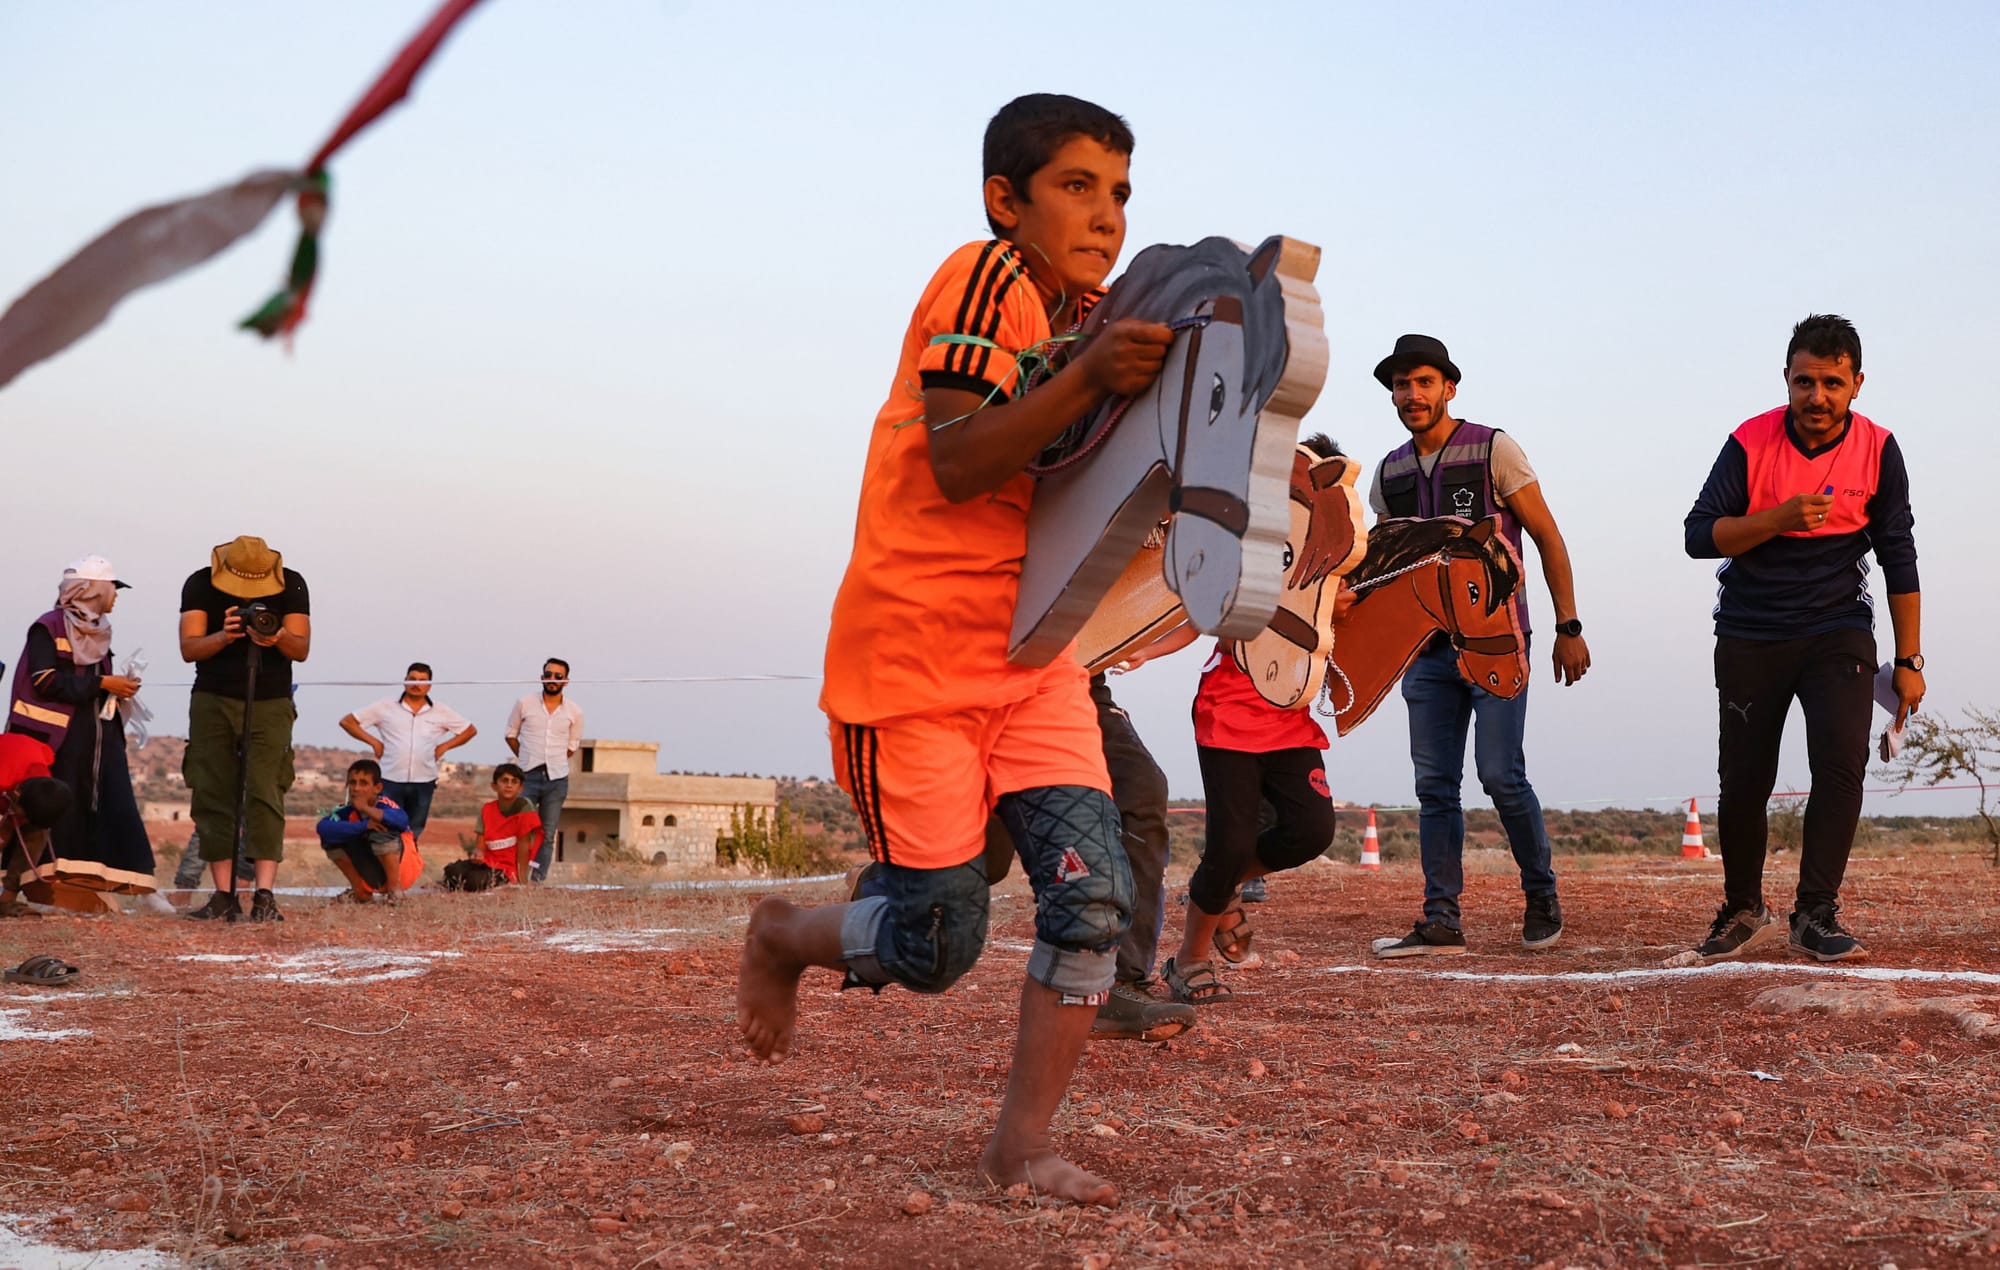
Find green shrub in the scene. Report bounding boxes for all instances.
[717,803,839,877]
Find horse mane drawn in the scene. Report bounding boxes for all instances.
[1324,515,1529,735]
[1008,235,1328,666]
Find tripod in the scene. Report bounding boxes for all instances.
[224,641,262,921]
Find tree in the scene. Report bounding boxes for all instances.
[1877,706,2000,866]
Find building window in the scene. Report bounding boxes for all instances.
[642,815,656,827]
[580,748,595,773]
[577,831,587,844]
[664,814,678,827]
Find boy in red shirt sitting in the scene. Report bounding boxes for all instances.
[470,763,541,886]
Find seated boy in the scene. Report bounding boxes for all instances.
[315,759,418,904]
[737,94,1174,1206]
[467,762,541,886]
[1,734,69,911]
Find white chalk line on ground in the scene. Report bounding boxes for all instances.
[178,947,463,985]
[1317,959,2000,988]
[543,928,700,953]
[262,873,846,899]
[0,1215,173,1267]
[0,1008,90,1043]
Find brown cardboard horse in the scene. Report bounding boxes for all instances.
[1009,235,1327,666]
[1323,515,1528,735]
[1075,445,1366,702]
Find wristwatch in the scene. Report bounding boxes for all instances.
[1555,619,1584,638]
[1895,653,1925,672]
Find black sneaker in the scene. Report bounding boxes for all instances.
[1090,982,1197,1042]
[1789,905,1865,962]
[1371,920,1467,958]
[249,889,284,923]
[185,890,239,922]
[1239,877,1269,904]
[1695,902,1779,961]
[1522,892,1563,950]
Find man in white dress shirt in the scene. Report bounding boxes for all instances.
[505,657,584,882]
[338,662,477,843]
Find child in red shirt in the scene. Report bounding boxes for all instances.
[472,763,541,885]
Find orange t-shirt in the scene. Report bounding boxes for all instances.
[822,240,1094,725]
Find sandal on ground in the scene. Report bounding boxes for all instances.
[1162,956,1233,1006]
[5,954,80,986]
[1211,894,1256,964]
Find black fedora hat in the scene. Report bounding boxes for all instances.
[1373,334,1461,389]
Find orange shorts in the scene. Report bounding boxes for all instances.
[830,660,1110,870]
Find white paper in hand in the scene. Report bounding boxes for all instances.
[1872,662,1906,761]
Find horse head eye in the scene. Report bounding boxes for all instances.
[1208,372,1225,424]
[1465,580,1480,604]
[1282,544,1294,569]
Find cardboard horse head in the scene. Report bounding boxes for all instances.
[1232,445,1368,707]
[1324,515,1528,736]
[1008,235,1327,666]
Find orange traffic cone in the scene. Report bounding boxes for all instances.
[1358,807,1381,869]
[1680,797,1708,860]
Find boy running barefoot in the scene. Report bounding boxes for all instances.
[738,94,1172,1207]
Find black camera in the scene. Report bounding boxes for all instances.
[240,602,283,639]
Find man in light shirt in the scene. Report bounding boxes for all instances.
[338,662,477,843]
[505,657,584,882]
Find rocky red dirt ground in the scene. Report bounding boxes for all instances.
[2,851,1997,1268]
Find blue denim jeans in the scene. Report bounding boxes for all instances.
[382,780,436,843]
[1401,637,1557,928]
[521,768,568,880]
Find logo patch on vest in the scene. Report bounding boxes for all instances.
[1451,487,1475,516]
[1056,847,1092,883]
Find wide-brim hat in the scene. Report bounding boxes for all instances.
[210,536,285,599]
[63,554,129,589]
[1373,333,1461,389]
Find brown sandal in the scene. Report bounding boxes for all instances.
[1212,894,1256,964]
[1162,956,1234,1006]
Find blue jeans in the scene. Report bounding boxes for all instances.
[521,767,568,880]
[1401,637,1557,928]
[382,780,436,842]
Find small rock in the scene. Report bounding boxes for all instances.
[1537,1190,1568,1210]
[1554,1042,1583,1055]
[1718,1110,1745,1129]
[664,1141,694,1169]
[1384,1166,1410,1184]
[295,1234,336,1252]
[1089,1123,1119,1138]
[1457,1120,1483,1140]
[902,1191,935,1216]
[1897,1038,1919,1055]
[1276,949,1300,964]
[510,988,526,1000]
[589,1217,628,1234]
[1247,1059,1268,1079]
[608,1076,635,1089]
[1082,1255,1114,1270]
[1604,1101,1630,1120]
[786,1114,826,1135]
[860,1153,878,1165]
[107,1192,150,1213]
[815,1177,837,1193]
[440,1200,466,1220]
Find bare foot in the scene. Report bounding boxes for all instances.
[979,1143,1118,1207]
[737,898,805,1062]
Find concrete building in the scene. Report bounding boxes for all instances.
[555,739,777,871]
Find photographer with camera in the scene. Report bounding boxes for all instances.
[177,536,311,922]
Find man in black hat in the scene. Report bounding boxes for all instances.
[1365,335,1591,958]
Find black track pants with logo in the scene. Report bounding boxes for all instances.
[1714,628,1875,914]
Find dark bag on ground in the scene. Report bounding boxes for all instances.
[441,860,507,892]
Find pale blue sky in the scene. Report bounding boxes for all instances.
[3,2,1994,813]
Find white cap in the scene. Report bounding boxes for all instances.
[63,554,129,589]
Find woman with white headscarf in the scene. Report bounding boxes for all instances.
[5,555,155,898]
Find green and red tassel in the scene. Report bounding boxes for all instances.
[240,170,329,341]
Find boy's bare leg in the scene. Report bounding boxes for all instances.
[979,978,1117,1206]
[738,898,848,1061]
[380,847,404,903]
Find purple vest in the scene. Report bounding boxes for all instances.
[1379,421,1531,635]
[6,611,96,754]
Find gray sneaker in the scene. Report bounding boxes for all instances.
[1695,902,1779,961]
[1788,905,1866,962]
[1090,982,1196,1041]
[1372,920,1467,958]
